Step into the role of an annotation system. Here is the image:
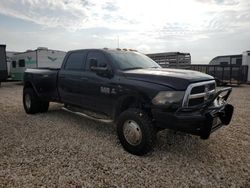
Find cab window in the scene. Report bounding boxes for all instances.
[86,51,109,70]
[64,51,86,70]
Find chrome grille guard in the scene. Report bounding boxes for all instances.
[177,83,232,114]
[182,80,216,107]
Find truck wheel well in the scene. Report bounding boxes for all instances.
[120,97,138,112]
[24,81,33,89]
[115,96,151,120]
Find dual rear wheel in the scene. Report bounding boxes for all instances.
[23,88,49,114]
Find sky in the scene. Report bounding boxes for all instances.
[0,0,250,64]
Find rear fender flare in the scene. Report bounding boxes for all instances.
[23,81,40,97]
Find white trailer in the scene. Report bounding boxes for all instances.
[6,51,19,77]
[242,51,250,83]
[11,47,66,81]
[209,54,242,65]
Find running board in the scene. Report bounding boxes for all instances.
[62,107,113,123]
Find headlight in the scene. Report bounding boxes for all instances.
[152,91,184,106]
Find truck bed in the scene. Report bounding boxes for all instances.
[24,68,60,102]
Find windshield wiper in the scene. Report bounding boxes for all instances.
[123,67,143,71]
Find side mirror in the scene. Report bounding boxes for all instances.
[90,66,109,72]
[89,58,113,78]
[91,66,113,78]
[90,64,113,79]
[89,58,98,68]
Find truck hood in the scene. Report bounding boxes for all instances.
[123,68,214,90]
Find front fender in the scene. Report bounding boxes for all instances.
[112,93,152,121]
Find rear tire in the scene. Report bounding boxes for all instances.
[39,101,49,113]
[23,88,49,114]
[117,108,156,156]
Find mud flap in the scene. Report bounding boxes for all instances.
[219,104,234,125]
[200,113,213,139]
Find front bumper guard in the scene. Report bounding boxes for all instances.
[176,87,232,114]
[152,87,234,139]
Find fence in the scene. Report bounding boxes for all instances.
[162,64,248,85]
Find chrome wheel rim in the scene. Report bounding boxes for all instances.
[25,94,31,109]
[123,120,142,146]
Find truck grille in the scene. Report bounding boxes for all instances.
[182,80,216,107]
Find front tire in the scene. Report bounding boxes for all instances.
[117,108,156,156]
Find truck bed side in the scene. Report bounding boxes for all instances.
[23,68,60,102]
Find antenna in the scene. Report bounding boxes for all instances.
[117,35,119,48]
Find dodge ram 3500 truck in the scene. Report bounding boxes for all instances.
[23,49,234,155]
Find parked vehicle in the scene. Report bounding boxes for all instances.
[11,47,66,81]
[147,52,191,68]
[0,44,8,86]
[207,51,250,84]
[22,48,234,155]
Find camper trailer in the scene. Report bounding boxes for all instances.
[6,51,18,77]
[208,51,250,83]
[11,47,66,81]
[0,45,8,85]
[209,54,242,66]
[242,51,250,83]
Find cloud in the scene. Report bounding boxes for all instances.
[0,0,92,31]
[0,0,249,37]
[0,0,250,64]
[196,0,240,5]
[102,1,119,11]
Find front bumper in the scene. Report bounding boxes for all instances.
[152,87,234,139]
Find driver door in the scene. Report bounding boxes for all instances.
[80,50,117,116]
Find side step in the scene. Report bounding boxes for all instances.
[62,107,113,124]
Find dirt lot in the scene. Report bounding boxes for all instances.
[0,82,249,187]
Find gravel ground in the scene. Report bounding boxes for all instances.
[0,82,249,188]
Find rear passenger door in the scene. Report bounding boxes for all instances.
[58,51,87,106]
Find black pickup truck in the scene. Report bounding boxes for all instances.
[23,49,234,155]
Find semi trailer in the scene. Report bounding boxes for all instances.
[147,52,191,68]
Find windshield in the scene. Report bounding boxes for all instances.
[109,51,161,70]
